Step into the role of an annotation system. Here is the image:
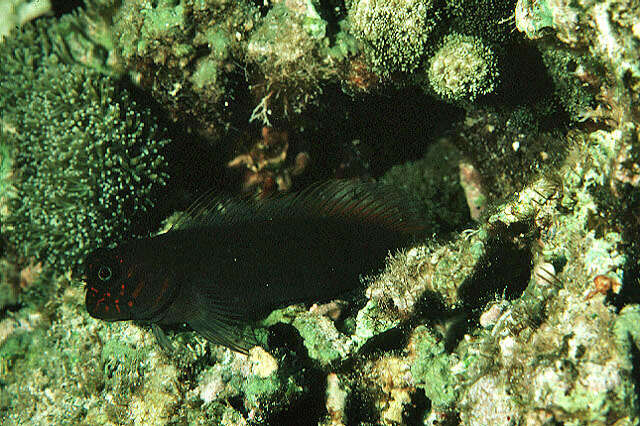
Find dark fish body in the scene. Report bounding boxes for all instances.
[84,180,424,352]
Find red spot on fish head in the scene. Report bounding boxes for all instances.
[84,243,176,322]
[83,248,136,321]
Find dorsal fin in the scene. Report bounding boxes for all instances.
[169,188,259,230]
[171,180,426,234]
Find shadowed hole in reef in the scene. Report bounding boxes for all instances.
[412,290,456,325]
[267,322,306,355]
[228,395,247,418]
[299,84,464,183]
[346,386,379,425]
[630,336,640,407]
[51,0,83,17]
[616,256,640,309]
[403,388,430,426]
[447,221,534,350]
[261,368,326,426]
[588,183,640,309]
[357,326,410,355]
[0,303,23,317]
[259,324,326,426]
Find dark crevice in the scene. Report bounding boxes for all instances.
[357,326,410,355]
[227,395,247,418]
[0,303,23,318]
[51,0,84,17]
[457,221,534,312]
[257,324,326,425]
[630,336,640,411]
[267,323,307,356]
[589,182,640,309]
[345,386,379,425]
[403,388,430,426]
[250,0,271,16]
[445,221,534,350]
[303,85,464,182]
[262,368,325,426]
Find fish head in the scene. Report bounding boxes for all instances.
[84,247,132,321]
[84,244,175,322]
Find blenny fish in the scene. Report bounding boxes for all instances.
[84,180,424,353]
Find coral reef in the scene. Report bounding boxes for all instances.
[227,126,310,194]
[1,20,169,273]
[427,33,498,103]
[381,138,470,234]
[515,0,640,121]
[111,0,259,140]
[348,0,439,79]
[245,1,335,120]
[1,0,640,424]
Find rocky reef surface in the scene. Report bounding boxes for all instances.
[1,0,639,424]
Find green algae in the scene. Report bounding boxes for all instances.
[353,299,401,350]
[0,142,13,204]
[292,313,349,366]
[191,58,221,89]
[614,305,640,360]
[112,0,258,140]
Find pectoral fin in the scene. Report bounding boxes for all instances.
[152,323,175,353]
[188,313,259,354]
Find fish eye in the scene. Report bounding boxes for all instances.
[97,265,112,281]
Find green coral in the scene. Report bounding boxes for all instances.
[427,33,498,102]
[0,142,14,206]
[189,26,232,92]
[0,329,36,366]
[52,2,122,75]
[193,344,313,423]
[262,306,351,366]
[0,20,54,116]
[348,0,439,78]
[101,339,150,394]
[446,0,517,46]
[139,0,186,46]
[514,0,554,39]
[614,305,640,365]
[1,21,169,273]
[0,257,20,310]
[410,326,457,407]
[291,312,351,366]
